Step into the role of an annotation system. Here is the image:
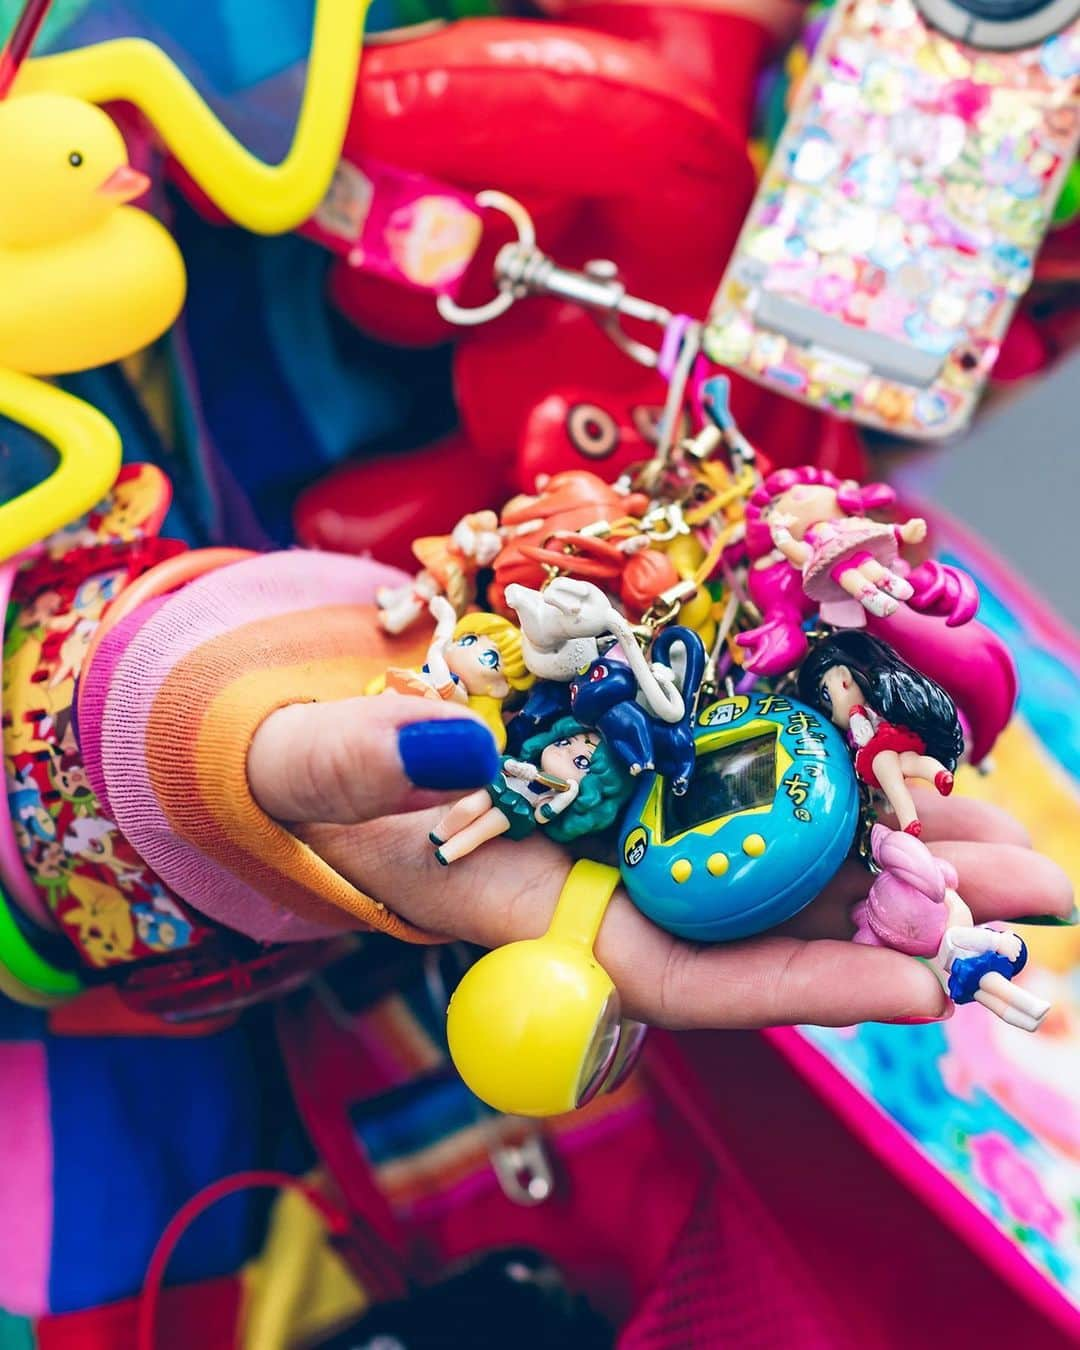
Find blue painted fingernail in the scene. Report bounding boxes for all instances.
[398,720,500,790]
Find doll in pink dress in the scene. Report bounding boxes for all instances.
[735,465,979,676]
[797,630,964,837]
[854,824,1050,1032]
[755,466,925,624]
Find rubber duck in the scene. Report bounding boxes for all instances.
[0,92,186,375]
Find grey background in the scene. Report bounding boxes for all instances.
[889,352,1080,628]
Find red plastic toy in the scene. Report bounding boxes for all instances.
[293,8,868,562]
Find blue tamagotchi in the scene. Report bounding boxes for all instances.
[618,690,860,941]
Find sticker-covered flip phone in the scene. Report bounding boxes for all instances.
[619,691,861,942]
[706,0,1080,439]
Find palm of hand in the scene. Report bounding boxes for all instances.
[248,695,1074,1033]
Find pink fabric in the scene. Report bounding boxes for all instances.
[78,597,171,819]
[0,1040,52,1315]
[0,561,59,932]
[94,551,408,944]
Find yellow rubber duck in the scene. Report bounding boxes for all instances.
[0,92,186,375]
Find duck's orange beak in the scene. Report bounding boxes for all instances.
[97,165,150,204]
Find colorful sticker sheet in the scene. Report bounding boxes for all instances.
[783,510,1080,1327]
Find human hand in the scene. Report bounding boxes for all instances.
[248,696,1074,1029]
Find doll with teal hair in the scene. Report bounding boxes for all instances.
[429,715,634,865]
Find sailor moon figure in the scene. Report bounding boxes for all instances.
[430,716,633,865]
[797,631,963,837]
[736,466,978,676]
[382,597,534,750]
[858,826,1050,1032]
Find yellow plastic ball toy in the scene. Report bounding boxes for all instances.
[447,861,624,1118]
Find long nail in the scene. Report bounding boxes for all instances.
[883,1009,954,1025]
[398,719,500,790]
[1020,908,1080,927]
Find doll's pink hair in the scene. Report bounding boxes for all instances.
[743,467,897,560]
[853,824,959,956]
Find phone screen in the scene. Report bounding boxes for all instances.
[0,417,61,507]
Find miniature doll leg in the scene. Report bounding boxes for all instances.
[980,970,1051,1023]
[596,704,656,777]
[832,560,899,619]
[973,973,1050,1031]
[870,751,921,834]
[654,722,696,795]
[854,557,914,602]
[434,808,512,864]
[900,752,954,797]
[430,789,493,845]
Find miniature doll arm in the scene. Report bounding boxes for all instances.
[420,594,459,694]
[603,610,686,724]
[77,551,471,946]
[896,518,928,546]
[502,758,538,781]
[538,780,580,822]
[847,706,876,749]
[942,925,1022,967]
[769,519,813,568]
[954,925,1023,962]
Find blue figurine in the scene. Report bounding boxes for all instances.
[505,579,706,794]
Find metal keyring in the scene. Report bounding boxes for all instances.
[436,191,537,327]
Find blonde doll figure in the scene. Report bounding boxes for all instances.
[381,597,534,750]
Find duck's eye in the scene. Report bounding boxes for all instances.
[68,152,84,167]
[819,683,832,708]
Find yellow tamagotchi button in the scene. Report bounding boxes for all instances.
[742,834,766,858]
[670,859,693,884]
[706,853,729,877]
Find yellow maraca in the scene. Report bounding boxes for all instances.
[447,860,637,1118]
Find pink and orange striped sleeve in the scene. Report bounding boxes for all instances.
[80,551,436,946]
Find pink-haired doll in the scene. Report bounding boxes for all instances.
[736,466,979,676]
[855,824,1051,1032]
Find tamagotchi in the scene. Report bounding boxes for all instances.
[618,690,860,941]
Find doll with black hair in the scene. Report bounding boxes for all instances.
[797,631,964,838]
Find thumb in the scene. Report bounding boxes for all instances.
[248,694,500,825]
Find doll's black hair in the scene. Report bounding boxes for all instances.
[797,631,964,772]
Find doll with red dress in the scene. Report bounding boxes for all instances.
[797,631,964,837]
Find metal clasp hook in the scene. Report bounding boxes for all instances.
[438,192,673,368]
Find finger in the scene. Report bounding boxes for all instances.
[883,790,1033,849]
[780,832,1067,943]
[606,930,952,1030]
[775,862,871,941]
[247,694,500,826]
[298,813,950,1027]
[928,841,1074,923]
